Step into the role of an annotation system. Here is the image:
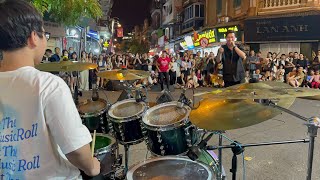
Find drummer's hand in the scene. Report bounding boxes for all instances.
[85,157,100,176]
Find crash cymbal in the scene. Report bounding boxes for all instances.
[97,69,150,80]
[194,81,320,99]
[36,60,97,72]
[189,97,295,131]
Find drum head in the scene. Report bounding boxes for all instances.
[108,99,146,119]
[127,156,214,180]
[92,133,116,154]
[79,99,107,115]
[143,101,191,127]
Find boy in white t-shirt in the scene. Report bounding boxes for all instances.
[0,0,100,179]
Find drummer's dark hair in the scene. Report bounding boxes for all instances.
[0,0,43,51]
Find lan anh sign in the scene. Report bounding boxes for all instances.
[180,29,217,49]
[217,25,241,42]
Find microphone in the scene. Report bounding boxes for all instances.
[187,133,214,161]
[91,83,99,101]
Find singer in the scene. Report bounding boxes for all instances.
[216,30,247,87]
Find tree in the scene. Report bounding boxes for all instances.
[29,0,102,25]
[128,40,149,54]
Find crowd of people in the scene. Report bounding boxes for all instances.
[43,45,320,91]
[246,51,320,88]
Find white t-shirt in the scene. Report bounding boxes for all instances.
[0,66,92,179]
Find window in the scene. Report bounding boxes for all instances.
[217,0,222,15]
[234,0,241,8]
[200,4,204,17]
[195,5,199,17]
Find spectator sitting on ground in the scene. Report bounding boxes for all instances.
[306,69,315,88]
[288,67,305,87]
[186,71,199,88]
[310,70,320,89]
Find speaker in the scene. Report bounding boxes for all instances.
[156,90,174,104]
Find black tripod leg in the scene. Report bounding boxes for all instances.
[230,154,237,180]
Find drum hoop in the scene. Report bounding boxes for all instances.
[93,133,118,155]
[143,118,190,131]
[108,98,147,120]
[78,99,108,118]
[142,101,191,128]
[126,156,213,180]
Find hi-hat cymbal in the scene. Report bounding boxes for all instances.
[97,69,150,80]
[36,60,98,72]
[194,81,320,99]
[189,97,295,131]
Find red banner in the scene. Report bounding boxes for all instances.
[117,27,123,37]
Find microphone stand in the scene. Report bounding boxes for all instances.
[207,139,310,180]
[260,100,319,180]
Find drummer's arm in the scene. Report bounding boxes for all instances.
[156,60,161,72]
[66,145,100,176]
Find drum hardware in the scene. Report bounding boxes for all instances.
[187,133,215,161]
[177,88,192,108]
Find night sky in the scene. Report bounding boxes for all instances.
[111,0,152,33]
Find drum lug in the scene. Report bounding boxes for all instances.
[101,126,105,133]
[161,150,165,156]
[142,130,147,136]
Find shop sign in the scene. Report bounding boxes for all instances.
[244,15,320,42]
[180,29,217,49]
[216,25,240,42]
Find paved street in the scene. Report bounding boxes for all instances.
[81,88,320,180]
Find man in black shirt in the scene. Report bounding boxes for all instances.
[216,30,246,87]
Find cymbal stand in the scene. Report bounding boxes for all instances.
[73,71,81,106]
[124,144,130,174]
[263,100,319,180]
[217,131,224,180]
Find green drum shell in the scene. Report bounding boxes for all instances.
[142,102,199,156]
[78,99,109,133]
[108,99,147,145]
[91,133,118,176]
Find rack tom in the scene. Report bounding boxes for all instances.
[108,99,147,145]
[78,99,109,133]
[142,101,199,156]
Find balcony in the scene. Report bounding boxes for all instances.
[262,0,301,8]
[257,0,320,15]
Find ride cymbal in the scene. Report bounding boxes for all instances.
[36,60,97,72]
[194,81,320,99]
[97,69,150,80]
[189,97,295,131]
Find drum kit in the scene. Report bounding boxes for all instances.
[36,61,320,180]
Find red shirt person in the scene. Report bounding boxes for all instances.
[156,51,171,90]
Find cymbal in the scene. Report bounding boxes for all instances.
[194,81,320,99]
[97,69,150,80]
[189,97,295,131]
[36,60,98,72]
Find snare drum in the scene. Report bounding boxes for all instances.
[108,99,147,145]
[198,150,226,179]
[78,99,109,133]
[142,101,199,156]
[126,156,215,180]
[92,133,118,176]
